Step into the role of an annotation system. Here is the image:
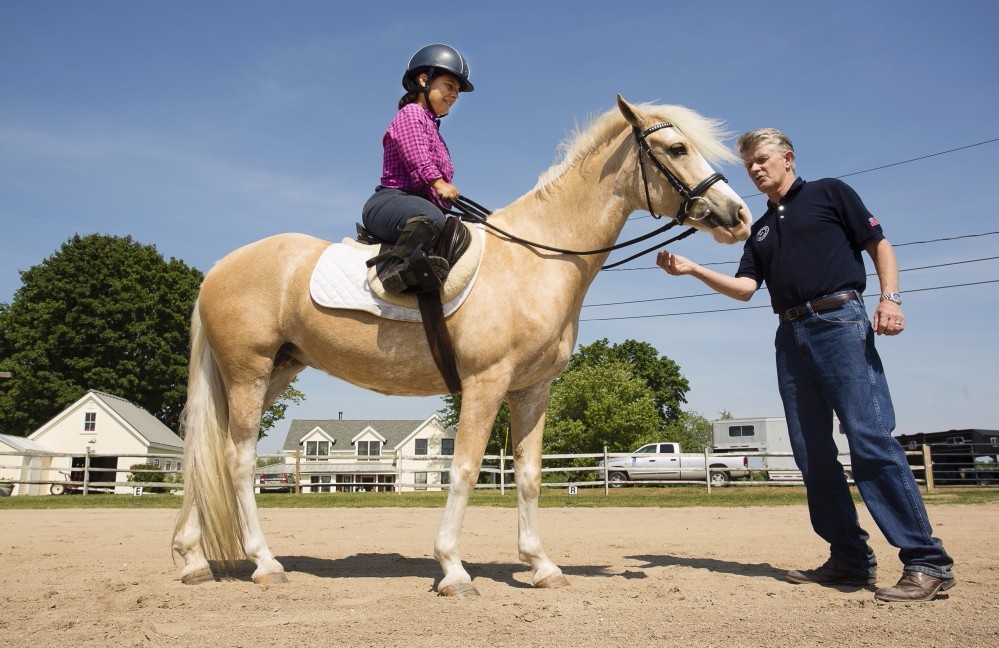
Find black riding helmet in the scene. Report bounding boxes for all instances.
[402,43,474,94]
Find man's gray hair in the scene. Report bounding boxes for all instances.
[736,128,794,157]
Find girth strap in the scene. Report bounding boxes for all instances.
[416,291,462,394]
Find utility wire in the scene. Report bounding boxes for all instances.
[580,279,999,322]
[626,136,999,221]
[603,230,999,271]
[586,255,999,308]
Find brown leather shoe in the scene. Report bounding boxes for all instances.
[788,560,876,587]
[874,570,955,602]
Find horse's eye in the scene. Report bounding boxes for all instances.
[669,144,687,156]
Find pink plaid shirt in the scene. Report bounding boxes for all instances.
[380,103,454,209]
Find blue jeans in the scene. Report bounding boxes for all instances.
[775,296,953,579]
[361,187,446,244]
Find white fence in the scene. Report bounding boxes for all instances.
[1,444,982,497]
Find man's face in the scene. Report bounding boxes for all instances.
[741,143,794,197]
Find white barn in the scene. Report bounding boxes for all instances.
[3,390,184,495]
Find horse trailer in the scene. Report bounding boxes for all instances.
[711,416,852,481]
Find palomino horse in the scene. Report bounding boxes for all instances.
[172,96,751,597]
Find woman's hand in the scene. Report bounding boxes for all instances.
[432,179,460,202]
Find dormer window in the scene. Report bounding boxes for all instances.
[84,412,97,432]
[306,440,330,458]
[357,440,380,459]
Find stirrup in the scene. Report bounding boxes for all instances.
[379,250,450,294]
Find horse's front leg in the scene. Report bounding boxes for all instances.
[434,383,504,597]
[228,386,288,584]
[508,384,569,589]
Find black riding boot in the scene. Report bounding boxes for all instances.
[367,216,449,293]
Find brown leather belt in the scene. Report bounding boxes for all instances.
[779,290,862,322]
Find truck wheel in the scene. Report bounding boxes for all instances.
[50,483,66,495]
[709,471,731,486]
[608,472,628,488]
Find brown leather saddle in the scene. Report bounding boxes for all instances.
[355,217,472,394]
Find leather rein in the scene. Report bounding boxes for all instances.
[449,121,730,269]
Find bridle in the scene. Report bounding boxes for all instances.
[450,121,731,269]
[633,122,729,225]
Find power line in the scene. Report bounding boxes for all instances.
[627,136,999,221]
[580,279,999,322]
[586,255,999,308]
[603,230,999,272]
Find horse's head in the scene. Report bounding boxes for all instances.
[617,95,751,244]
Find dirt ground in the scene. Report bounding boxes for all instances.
[1,503,997,647]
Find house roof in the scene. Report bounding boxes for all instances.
[282,417,448,452]
[86,390,183,450]
[0,433,54,454]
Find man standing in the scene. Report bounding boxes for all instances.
[657,128,954,602]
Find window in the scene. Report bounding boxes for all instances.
[727,425,756,438]
[151,458,160,467]
[83,412,97,432]
[415,439,428,456]
[414,472,427,491]
[440,471,450,485]
[310,475,332,493]
[306,440,330,458]
[441,438,454,456]
[164,460,172,471]
[357,440,380,459]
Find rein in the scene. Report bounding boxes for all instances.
[448,122,728,270]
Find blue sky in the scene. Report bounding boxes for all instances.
[2,1,997,454]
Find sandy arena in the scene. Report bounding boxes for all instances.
[1,503,997,647]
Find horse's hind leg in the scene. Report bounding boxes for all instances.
[227,381,288,584]
[172,505,215,584]
[508,384,568,589]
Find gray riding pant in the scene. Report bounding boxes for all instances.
[361,186,446,244]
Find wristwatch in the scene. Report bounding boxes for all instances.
[880,292,903,305]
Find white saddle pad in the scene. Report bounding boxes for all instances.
[309,223,484,322]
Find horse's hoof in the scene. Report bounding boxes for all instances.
[252,571,289,585]
[438,582,480,598]
[535,573,570,589]
[181,567,215,585]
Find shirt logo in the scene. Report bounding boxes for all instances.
[869,215,880,227]
[756,226,770,242]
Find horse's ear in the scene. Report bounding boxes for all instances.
[617,94,646,129]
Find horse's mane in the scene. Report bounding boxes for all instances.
[534,103,738,196]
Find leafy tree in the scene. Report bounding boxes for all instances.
[661,409,713,452]
[544,361,659,454]
[0,234,302,438]
[563,338,690,429]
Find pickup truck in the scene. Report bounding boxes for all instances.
[598,442,750,486]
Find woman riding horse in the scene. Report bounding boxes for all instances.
[361,43,474,293]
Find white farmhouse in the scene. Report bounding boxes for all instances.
[271,415,456,493]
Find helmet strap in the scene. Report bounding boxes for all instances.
[420,68,447,120]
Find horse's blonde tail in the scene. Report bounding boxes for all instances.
[174,299,245,569]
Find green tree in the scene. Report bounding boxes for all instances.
[544,361,660,454]
[0,234,302,438]
[563,338,690,430]
[661,409,713,452]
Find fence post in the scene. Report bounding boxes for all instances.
[83,446,92,496]
[922,444,935,493]
[603,445,609,496]
[294,448,301,495]
[704,448,711,494]
[500,448,506,495]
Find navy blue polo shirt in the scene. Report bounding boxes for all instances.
[736,177,884,313]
